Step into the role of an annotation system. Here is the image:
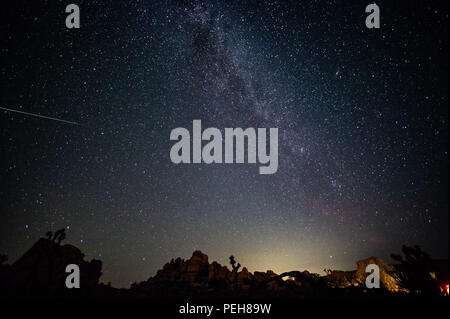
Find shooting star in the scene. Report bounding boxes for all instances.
[0,106,80,125]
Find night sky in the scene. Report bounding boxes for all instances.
[0,0,448,288]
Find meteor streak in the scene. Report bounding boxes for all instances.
[0,106,79,125]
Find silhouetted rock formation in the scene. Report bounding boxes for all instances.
[324,256,401,291]
[0,238,447,299]
[130,250,236,298]
[324,269,354,288]
[0,238,104,298]
[354,256,400,291]
[129,250,328,298]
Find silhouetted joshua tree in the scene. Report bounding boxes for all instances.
[45,231,53,240]
[56,231,66,244]
[51,228,66,244]
[390,245,440,296]
[229,255,241,272]
[229,255,241,289]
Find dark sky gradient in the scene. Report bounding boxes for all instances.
[1,0,448,288]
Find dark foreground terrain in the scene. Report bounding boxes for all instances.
[0,233,448,299]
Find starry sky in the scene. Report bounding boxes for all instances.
[0,0,448,288]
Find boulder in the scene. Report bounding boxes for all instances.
[354,256,400,291]
[0,238,103,297]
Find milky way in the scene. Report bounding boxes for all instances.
[0,0,448,287]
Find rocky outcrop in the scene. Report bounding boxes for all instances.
[208,261,230,281]
[149,253,403,295]
[0,238,103,298]
[130,251,327,298]
[152,251,225,284]
[354,256,400,291]
[131,251,284,297]
[253,270,277,282]
[147,251,234,288]
[3,237,436,299]
[324,256,401,291]
[324,270,355,288]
